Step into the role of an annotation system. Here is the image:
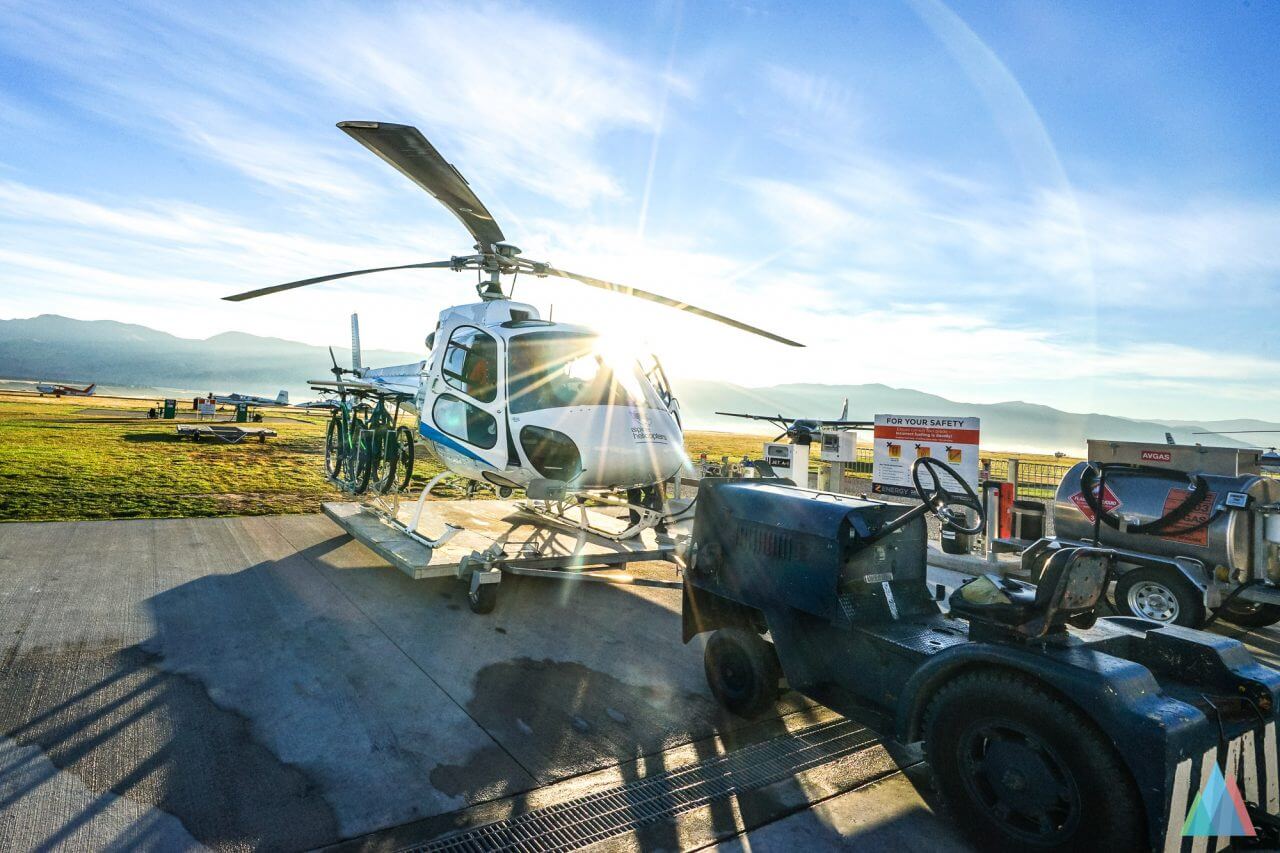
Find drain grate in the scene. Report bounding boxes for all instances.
[405,718,879,853]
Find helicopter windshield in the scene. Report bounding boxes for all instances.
[508,331,658,414]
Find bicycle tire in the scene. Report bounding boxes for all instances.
[396,426,415,491]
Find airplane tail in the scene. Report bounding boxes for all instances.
[276,390,289,405]
[83,384,96,395]
[839,398,848,421]
[351,313,363,375]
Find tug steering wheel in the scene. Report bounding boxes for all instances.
[912,456,985,535]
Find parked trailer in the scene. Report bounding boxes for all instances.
[683,460,1280,851]
[175,425,277,444]
[1025,440,1280,629]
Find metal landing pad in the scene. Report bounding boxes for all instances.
[322,499,684,583]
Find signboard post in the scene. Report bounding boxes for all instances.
[872,415,981,498]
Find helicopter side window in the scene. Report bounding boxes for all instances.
[441,326,498,403]
[432,393,498,449]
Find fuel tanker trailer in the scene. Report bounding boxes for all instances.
[1024,440,1280,628]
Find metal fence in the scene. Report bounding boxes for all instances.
[842,448,1073,500]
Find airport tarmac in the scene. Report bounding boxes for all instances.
[0,513,974,852]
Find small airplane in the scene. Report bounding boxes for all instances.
[36,381,96,397]
[210,390,290,407]
[223,121,801,539]
[715,399,870,445]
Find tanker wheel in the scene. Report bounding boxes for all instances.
[923,671,1145,853]
[468,582,498,614]
[1114,568,1204,627]
[1217,599,1280,629]
[703,628,781,717]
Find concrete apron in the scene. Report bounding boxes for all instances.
[0,514,940,851]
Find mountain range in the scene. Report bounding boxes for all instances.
[3,315,1275,454]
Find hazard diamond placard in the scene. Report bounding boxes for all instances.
[1070,483,1121,523]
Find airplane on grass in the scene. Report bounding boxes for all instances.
[210,390,290,407]
[36,381,96,397]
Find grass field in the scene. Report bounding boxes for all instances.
[0,393,1079,522]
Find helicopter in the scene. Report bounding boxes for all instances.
[224,121,802,539]
[715,399,871,445]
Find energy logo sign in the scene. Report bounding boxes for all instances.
[1181,763,1255,839]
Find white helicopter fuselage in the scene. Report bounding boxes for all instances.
[367,299,685,493]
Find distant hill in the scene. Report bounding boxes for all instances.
[671,379,1274,455]
[3,315,1274,454]
[0,314,419,399]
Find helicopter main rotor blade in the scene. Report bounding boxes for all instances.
[541,266,804,348]
[338,121,505,250]
[222,261,455,302]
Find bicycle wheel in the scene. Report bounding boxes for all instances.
[324,415,343,479]
[371,428,399,494]
[347,415,369,492]
[395,426,415,491]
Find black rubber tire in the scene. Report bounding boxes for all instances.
[1217,599,1280,629]
[324,416,342,478]
[395,426,415,491]
[468,582,498,614]
[923,670,1145,853]
[703,628,781,717]
[1113,567,1205,627]
[349,416,371,495]
[370,429,398,494]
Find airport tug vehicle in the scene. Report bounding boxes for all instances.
[683,457,1280,851]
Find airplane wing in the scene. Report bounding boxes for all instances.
[715,411,787,422]
[813,419,875,428]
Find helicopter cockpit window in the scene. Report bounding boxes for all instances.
[432,393,498,449]
[508,331,657,414]
[441,326,498,403]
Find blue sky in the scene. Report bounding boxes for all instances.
[0,0,1276,420]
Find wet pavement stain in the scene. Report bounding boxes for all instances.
[0,641,340,851]
[444,657,727,791]
[429,744,530,801]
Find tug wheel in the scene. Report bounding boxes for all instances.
[923,671,1144,853]
[1114,567,1204,627]
[1216,599,1280,629]
[703,628,781,717]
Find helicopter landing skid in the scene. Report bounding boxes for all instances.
[364,470,463,549]
[519,492,675,542]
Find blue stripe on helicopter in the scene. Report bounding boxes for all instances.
[418,420,495,468]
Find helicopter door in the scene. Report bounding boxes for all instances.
[642,354,681,426]
[425,325,508,474]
